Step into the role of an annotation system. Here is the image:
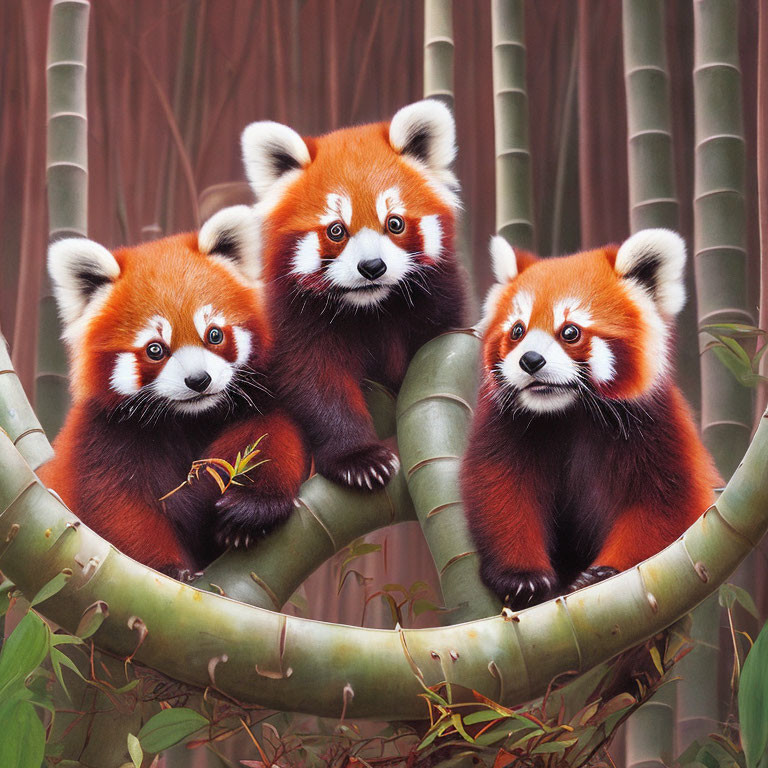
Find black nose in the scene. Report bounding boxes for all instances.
[184,371,211,393]
[357,258,387,280]
[519,351,546,374]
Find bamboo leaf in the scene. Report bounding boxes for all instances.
[719,583,759,619]
[127,734,143,768]
[531,738,578,755]
[0,697,45,768]
[30,568,72,607]
[75,600,109,638]
[137,707,209,752]
[700,323,766,338]
[0,612,49,698]
[738,621,768,768]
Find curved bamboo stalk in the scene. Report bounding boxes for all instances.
[423,0,454,109]
[621,2,678,763]
[0,331,53,471]
[38,0,90,439]
[396,331,500,622]
[3,332,767,719]
[689,0,751,744]
[491,0,534,249]
[196,470,416,609]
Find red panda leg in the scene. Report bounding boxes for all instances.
[284,364,398,492]
[206,409,309,548]
[463,461,557,610]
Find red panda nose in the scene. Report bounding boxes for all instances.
[357,258,387,280]
[520,351,546,374]
[184,371,212,393]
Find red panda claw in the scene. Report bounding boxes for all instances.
[364,475,373,490]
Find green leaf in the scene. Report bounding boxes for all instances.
[720,583,760,619]
[0,698,46,768]
[700,323,767,338]
[75,600,109,638]
[30,569,72,607]
[50,647,85,699]
[0,612,49,698]
[473,723,537,747]
[412,598,440,616]
[463,709,504,725]
[739,620,768,768]
[127,734,143,768]
[710,343,754,384]
[531,738,578,755]
[719,335,752,365]
[137,707,209,752]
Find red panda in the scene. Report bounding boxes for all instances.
[460,229,719,609]
[239,100,467,491]
[38,207,309,578]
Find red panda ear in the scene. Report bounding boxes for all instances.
[199,205,261,283]
[489,235,518,283]
[389,99,456,170]
[48,238,120,338]
[240,121,311,205]
[614,229,687,316]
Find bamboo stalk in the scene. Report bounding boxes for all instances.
[423,0,454,109]
[2,376,768,718]
[491,0,535,249]
[39,0,90,440]
[686,0,751,746]
[621,3,678,763]
[0,331,53,471]
[397,331,500,622]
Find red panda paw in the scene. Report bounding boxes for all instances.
[568,566,619,592]
[214,487,294,549]
[481,565,558,611]
[318,444,400,492]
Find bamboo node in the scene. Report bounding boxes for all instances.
[646,592,659,613]
[207,654,228,686]
[694,562,709,582]
[5,523,19,543]
[449,650,459,661]
[501,606,520,622]
[81,556,100,578]
[255,663,293,679]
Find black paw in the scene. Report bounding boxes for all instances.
[482,568,558,611]
[569,565,619,592]
[214,488,294,549]
[318,444,400,491]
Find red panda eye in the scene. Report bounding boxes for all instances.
[561,324,581,343]
[206,326,224,345]
[387,214,405,235]
[146,342,165,361]
[510,322,525,341]
[326,221,347,242]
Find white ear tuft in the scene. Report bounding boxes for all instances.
[199,205,261,282]
[614,228,687,316]
[389,99,456,171]
[241,121,310,202]
[48,238,120,331]
[489,235,518,284]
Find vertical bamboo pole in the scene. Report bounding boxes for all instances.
[685,0,751,748]
[39,0,90,439]
[491,0,534,249]
[423,0,454,109]
[621,3,678,765]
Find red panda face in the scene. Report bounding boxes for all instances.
[481,230,687,415]
[241,101,458,309]
[48,207,268,418]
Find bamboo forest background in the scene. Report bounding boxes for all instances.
[1,1,768,766]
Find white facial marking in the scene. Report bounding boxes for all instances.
[553,299,592,330]
[419,214,443,260]
[292,231,322,275]
[375,187,405,225]
[232,326,252,365]
[110,353,140,395]
[320,193,353,227]
[589,336,616,383]
[499,328,579,414]
[193,305,226,340]
[133,315,172,347]
[501,291,534,332]
[325,227,413,308]
[153,345,234,413]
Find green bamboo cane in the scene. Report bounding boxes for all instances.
[38,0,90,440]
[687,0,751,746]
[423,0,454,110]
[4,331,766,719]
[0,331,53,471]
[397,331,500,623]
[621,3,678,764]
[491,0,535,250]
